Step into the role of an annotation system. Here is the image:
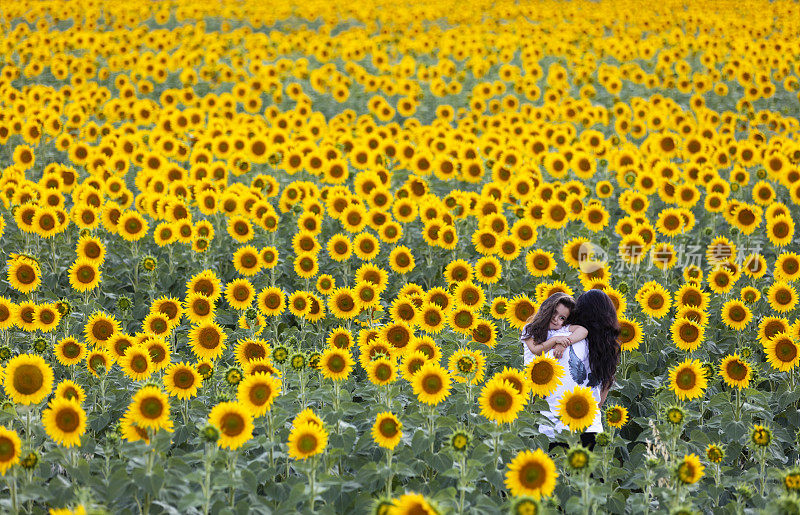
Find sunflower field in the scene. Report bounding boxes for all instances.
[3,0,800,513]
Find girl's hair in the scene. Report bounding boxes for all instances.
[569,289,620,390]
[521,292,575,345]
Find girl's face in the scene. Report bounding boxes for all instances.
[550,303,570,331]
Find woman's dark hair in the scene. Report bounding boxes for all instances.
[568,289,620,390]
[520,292,575,345]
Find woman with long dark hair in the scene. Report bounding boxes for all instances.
[539,289,621,449]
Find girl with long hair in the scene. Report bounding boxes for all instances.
[520,292,587,366]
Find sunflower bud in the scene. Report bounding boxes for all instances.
[21,451,39,470]
[225,367,243,386]
[449,429,471,453]
[32,337,47,354]
[290,352,306,371]
[0,346,11,361]
[595,431,611,447]
[140,255,157,272]
[735,483,754,499]
[200,424,220,443]
[117,296,132,311]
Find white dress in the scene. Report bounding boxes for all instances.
[522,326,603,437]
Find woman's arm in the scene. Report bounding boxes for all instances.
[523,335,570,356]
[599,382,612,407]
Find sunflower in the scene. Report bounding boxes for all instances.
[353,232,381,261]
[675,454,705,485]
[448,307,477,334]
[287,291,312,317]
[775,252,800,282]
[390,297,418,324]
[3,353,54,405]
[526,355,565,397]
[288,421,328,460]
[126,386,171,430]
[67,259,101,292]
[479,377,525,424]
[372,412,403,450]
[163,362,203,400]
[75,235,105,263]
[256,286,285,317]
[719,354,751,389]
[742,253,767,278]
[119,346,154,381]
[388,245,415,274]
[260,246,279,269]
[504,449,558,500]
[328,288,361,319]
[7,255,41,293]
[751,424,773,448]
[637,284,671,318]
[0,426,21,476]
[525,249,556,277]
[42,397,86,448]
[719,299,752,331]
[183,292,216,324]
[764,333,800,372]
[224,279,255,310]
[558,386,599,432]
[118,211,149,241]
[237,372,281,417]
[412,362,452,405]
[293,253,319,279]
[506,295,537,330]
[605,405,628,428]
[674,283,709,310]
[452,282,485,313]
[327,327,354,350]
[14,301,37,332]
[0,297,15,330]
[326,233,352,262]
[355,263,389,292]
[209,401,254,450]
[768,281,798,313]
[408,336,441,363]
[474,256,502,284]
[670,318,705,352]
[186,270,223,301]
[234,338,271,365]
[86,349,112,377]
[142,312,171,338]
[471,318,498,348]
[443,259,473,284]
[319,347,354,381]
[188,322,227,361]
[414,303,444,334]
[706,444,725,465]
[669,358,707,400]
[490,297,509,320]
[367,357,398,386]
[55,380,86,404]
[51,336,85,366]
[354,281,380,309]
[232,245,262,276]
[767,215,795,247]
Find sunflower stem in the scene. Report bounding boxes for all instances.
[9,469,18,514]
[267,408,275,469]
[201,443,215,515]
[385,448,394,497]
[333,380,341,415]
[227,451,238,508]
[309,456,317,511]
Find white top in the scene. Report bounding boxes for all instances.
[525,326,603,436]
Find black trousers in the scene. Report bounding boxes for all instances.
[548,432,596,452]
